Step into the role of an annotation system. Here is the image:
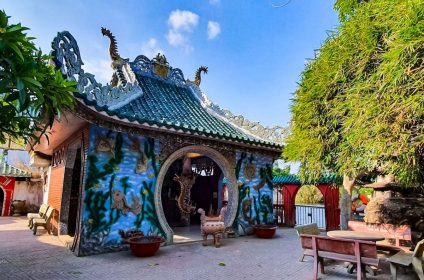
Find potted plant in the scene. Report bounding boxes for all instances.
[119,229,165,257]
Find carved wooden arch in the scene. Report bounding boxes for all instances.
[154,145,238,244]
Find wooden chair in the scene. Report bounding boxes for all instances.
[387,239,424,280]
[295,223,320,261]
[27,204,49,228]
[32,207,54,235]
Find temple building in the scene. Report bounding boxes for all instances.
[0,149,41,217]
[31,29,283,256]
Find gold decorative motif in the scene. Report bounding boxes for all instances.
[153,53,169,78]
[173,173,197,215]
[244,162,256,180]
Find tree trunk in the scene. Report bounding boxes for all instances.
[340,175,355,229]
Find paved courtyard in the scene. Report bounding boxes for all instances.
[0,217,415,280]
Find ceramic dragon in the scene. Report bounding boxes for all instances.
[188,66,208,86]
[173,156,198,216]
[101,27,128,86]
[173,173,197,215]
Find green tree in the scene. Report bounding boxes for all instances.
[0,10,76,145]
[272,165,291,177]
[284,0,424,187]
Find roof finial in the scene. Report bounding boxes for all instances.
[152,53,170,78]
[101,27,121,61]
[189,66,208,86]
[101,27,128,86]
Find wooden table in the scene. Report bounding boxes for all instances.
[327,230,385,276]
[327,230,385,241]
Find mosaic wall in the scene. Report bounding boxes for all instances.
[234,151,274,235]
[79,125,164,255]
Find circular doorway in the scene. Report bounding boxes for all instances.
[154,146,237,244]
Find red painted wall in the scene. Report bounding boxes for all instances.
[0,176,16,216]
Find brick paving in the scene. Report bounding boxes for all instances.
[0,217,415,280]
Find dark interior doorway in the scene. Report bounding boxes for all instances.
[161,156,222,227]
[0,187,4,216]
[60,145,82,238]
[190,160,221,224]
[68,148,81,236]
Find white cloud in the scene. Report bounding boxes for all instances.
[168,10,199,32]
[141,38,164,58]
[166,30,185,47]
[209,0,220,6]
[166,10,199,53]
[82,59,113,84]
[207,21,221,40]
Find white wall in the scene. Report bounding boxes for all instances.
[13,180,43,206]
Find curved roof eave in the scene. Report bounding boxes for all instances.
[75,98,283,153]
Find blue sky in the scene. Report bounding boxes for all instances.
[3,0,338,127]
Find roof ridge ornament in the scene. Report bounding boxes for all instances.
[101,27,136,87]
[130,54,187,87]
[51,31,143,109]
[152,53,170,78]
[187,66,208,86]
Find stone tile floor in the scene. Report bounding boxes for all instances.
[0,217,416,280]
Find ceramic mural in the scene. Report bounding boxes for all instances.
[79,125,164,255]
[234,151,274,235]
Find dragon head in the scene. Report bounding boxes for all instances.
[101,27,111,37]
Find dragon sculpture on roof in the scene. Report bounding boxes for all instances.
[101,27,130,86]
[188,66,208,86]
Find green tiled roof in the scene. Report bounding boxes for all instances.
[273,174,341,185]
[76,68,281,150]
[122,75,253,139]
[50,31,282,150]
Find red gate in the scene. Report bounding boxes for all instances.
[273,176,340,231]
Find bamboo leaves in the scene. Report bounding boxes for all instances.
[285,0,424,187]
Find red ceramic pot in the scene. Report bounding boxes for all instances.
[127,236,165,257]
[252,224,277,239]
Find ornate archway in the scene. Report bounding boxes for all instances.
[280,183,339,231]
[155,145,238,244]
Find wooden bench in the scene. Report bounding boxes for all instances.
[32,207,54,235]
[348,221,411,247]
[300,234,379,280]
[27,204,49,228]
[295,223,320,262]
[387,239,424,280]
